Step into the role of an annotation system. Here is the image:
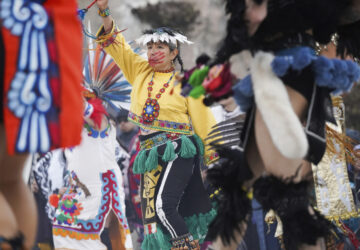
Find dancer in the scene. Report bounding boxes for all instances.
[201,0,360,249]
[51,46,133,250]
[95,1,218,249]
[0,0,83,248]
[51,100,132,250]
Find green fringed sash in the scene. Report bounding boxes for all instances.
[133,150,147,174]
[180,135,197,158]
[141,208,217,250]
[185,208,217,243]
[145,147,159,172]
[193,134,204,156]
[141,227,171,250]
[162,140,176,162]
[134,134,205,174]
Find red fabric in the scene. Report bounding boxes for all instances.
[340,220,360,248]
[208,63,234,98]
[44,0,83,149]
[49,123,61,148]
[129,136,142,219]
[2,0,83,154]
[88,98,108,129]
[201,63,234,99]
[204,76,222,92]
[2,27,20,155]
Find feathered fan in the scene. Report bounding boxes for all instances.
[205,114,253,245]
[83,43,142,119]
[206,114,245,150]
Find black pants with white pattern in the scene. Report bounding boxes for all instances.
[139,134,212,239]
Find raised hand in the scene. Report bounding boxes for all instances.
[96,0,109,10]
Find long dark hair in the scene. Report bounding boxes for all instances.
[214,0,353,63]
[213,0,250,64]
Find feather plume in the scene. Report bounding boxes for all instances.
[83,45,137,120]
[143,34,153,45]
[88,98,107,128]
[136,31,193,45]
[152,33,160,43]
[207,146,253,244]
[169,36,177,45]
[160,33,169,43]
[206,114,245,147]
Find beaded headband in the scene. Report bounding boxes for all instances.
[136,28,193,47]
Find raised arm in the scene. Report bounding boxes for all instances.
[96,0,150,84]
[97,0,113,33]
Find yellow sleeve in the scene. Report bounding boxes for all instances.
[187,96,219,165]
[96,23,150,85]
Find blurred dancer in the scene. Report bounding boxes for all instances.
[95,0,218,248]
[0,0,83,248]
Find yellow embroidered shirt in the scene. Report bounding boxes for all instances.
[97,25,218,164]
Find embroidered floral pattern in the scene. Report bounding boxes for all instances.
[54,192,83,226]
[205,152,219,165]
[140,132,181,150]
[128,111,193,134]
[53,169,130,237]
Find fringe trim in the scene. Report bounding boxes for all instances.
[184,208,217,243]
[233,46,360,111]
[141,208,217,250]
[193,134,205,156]
[53,227,100,240]
[162,140,176,162]
[272,47,360,94]
[134,134,202,174]
[326,211,360,223]
[141,227,171,250]
[145,147,159,172]
[133,150,147,174]
[180,135,197,158]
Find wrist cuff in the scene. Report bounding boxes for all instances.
[98,7,110,17]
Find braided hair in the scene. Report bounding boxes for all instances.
[174,42,185,73]
[142,27,186,72]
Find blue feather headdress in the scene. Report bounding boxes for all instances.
[83,44,132,119]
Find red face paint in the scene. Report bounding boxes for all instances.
[148,51,165,66]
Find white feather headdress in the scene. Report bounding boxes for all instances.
[136,28,193,46]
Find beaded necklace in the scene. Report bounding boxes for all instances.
[142,70,175,124]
